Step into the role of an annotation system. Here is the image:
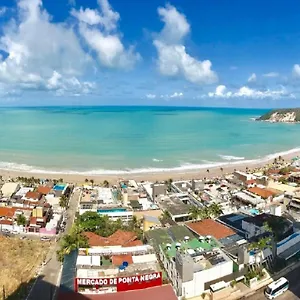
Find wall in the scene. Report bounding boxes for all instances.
[182,260,233,299]
[242,221,265,239]
[277,232,300,255]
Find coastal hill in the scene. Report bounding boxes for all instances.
[257,108,300,123]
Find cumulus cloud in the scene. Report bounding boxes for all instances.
[263,72,279,78]
[292,64,300,78]
[248,73,257,83]
[146,94,156,99]
[0,0,94,96]
[73,0,140,69]
[208,85,292,99]
[169,92,183,98]
[153,4,217,85]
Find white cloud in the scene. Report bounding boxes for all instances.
[153,4,217,85]
[248,73,257,83]
[0,0,93,96]
[263,72,279,78]
[170,92,183,98]
[159,92,184,99]
[146,94,156,99]
[292,64,300,78]
[71,8,102,25]
[208,85,291,99]
[73,0,140,69]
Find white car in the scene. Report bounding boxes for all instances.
[40,236,51,242]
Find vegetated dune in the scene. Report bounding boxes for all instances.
[0,236,49,299]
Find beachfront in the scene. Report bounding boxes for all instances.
[1,148,300,184]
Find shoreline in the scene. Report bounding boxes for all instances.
[1,147,300,184]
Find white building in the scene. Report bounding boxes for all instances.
[158,238,233,298]
[1,183,20,198]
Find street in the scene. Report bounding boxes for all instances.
[247,265,300,300]
[26,189,81,300]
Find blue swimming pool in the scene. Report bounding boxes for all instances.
[249,209,259,215]
[97,208,127,213]
[54,184,66,191]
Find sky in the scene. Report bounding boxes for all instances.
[1,0,300,107]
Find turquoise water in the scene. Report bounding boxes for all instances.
[0,106,300,175]
[53,184,66,191]
[97,208,127,213]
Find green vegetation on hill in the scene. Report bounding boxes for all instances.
[258,108,300,121]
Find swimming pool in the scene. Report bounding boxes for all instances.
[54,184,66,191]
[97,208,127,213]
[249,209,259,215]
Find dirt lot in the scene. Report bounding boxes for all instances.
[0,236,50,299]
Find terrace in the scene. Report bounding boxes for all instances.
[156,195,191,221]
[162,237,219,260]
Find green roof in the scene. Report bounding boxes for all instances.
[163,237,218,259]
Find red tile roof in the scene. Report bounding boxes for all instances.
[25,191,41,200]
[112,254,133,266]
[246,179,256,185]
[83,230,140,247]
[58,285,177,300]
[37,186,52,195]
[248,187,275,199]
[0,207,16,218]
[186,219,235,239]
[0,219,13,225]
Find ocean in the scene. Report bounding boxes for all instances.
[0,106,299,175]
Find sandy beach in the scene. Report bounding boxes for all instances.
[1,149,300,185]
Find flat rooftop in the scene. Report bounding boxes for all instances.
[145,225,195,247]
[76,252,160,278]
[218,213,248,233]
[162,237,218,259]
[156,195,191,216]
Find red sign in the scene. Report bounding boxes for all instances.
[75,272,162,292]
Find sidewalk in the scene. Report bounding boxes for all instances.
[216,260,300,300]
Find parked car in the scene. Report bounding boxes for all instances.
[40,236,51,242]
[12,230,19,235]
[2,229,10,234]
[20,236,27,240]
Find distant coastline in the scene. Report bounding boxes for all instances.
[257,108,300,123]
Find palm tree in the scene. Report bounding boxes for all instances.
[206,169,210,174]
[57,230,88,261]
[90,179,94,187]
[199,207,210,220]
[85,178,89,183]
[248,236,271,268]
[16,214,27,226]
[209,202,223,218]
[103,180,109,188]
[59,195,69,209]
[165,178,173,192]
[189,206,200,222]
[220,167,224,173]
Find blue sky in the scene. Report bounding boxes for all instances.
[0,0,300,107]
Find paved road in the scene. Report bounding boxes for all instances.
[247,265,300,300]
[26,189,81,300]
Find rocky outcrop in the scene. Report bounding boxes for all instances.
[257,109,300,123]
